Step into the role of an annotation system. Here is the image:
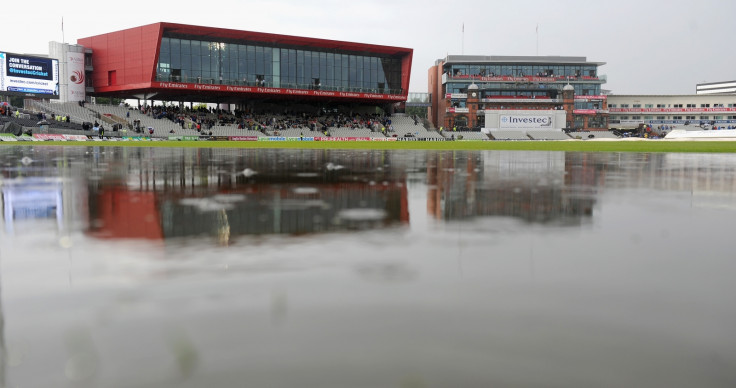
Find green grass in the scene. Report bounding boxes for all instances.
[4,140,736,153]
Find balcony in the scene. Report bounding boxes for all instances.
[573,109,609,115]
[443,73,605,84]
[481,97,562,104]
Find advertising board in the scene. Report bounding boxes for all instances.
[0,52,59,98]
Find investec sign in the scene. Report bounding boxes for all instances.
[500,115,553,129]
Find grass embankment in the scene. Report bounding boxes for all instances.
[5,140,736,153]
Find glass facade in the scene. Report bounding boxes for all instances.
[444,63,601,109]
[156,36,404,95]
[444,63,602,110]
[447,64,598,78]
[445,81,601,96]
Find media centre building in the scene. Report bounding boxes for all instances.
[428,55,609,132]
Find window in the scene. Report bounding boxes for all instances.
[656,104,666,108]
[633,104,641,108]
[699,116,709,120]
[620,104,630,108]
[700,104,711,108]
[673,104,683,108]
[713,116,723,120]
[632,116,641,120]
[686,104,696,108]
[609,104,617,108]
[686,116,696,120]
[644,116,653,120]
[620,116,629,120]
[645,104,654,108]
[672,116,683,120]
[656,116,666,120]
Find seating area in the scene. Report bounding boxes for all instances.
[452,131,490,140]
[208,125,266,137]
[389,114,444,139]
[489,130,530,140]
[8,102,628,142]
[1,114,86,132]
[88,104,193,137]
[29,101,100,125]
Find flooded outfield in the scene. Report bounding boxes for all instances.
[0,145,735,388]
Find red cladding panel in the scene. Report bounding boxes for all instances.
[79,24,163,91]
[401,50,413,99]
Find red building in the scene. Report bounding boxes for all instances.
[78,23,412,108]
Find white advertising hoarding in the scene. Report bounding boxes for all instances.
[66,51,85,102]
[500,115,553,129]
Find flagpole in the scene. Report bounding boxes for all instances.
[62,17,65,44]
[536,24,539,56]
[462,23,464,55]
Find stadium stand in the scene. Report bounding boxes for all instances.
[209,125,266,137]
[443,131,490,140]
[86,104,190,137]
[29,101,103,125]
[489,130,531,140]
[14,100,625,142]
[388,113,444,139]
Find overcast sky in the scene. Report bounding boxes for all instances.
[3,0,734,95]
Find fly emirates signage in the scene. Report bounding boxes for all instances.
[152,82,405,101]
[500,115,553,129]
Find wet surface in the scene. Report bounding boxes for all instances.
[1,146,735,387]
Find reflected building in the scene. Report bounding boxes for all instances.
[0,149,89,235]
[2,178,65,233]
[84,148,410,242]
[427,151,598,224]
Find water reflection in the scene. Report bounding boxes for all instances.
[0,146,735,388]
[427,151,596,224]
[2,147,736,240]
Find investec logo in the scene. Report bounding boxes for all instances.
[501,116,550,125]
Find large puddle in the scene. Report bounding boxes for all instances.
[1,146,735,387]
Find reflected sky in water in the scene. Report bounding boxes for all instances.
[1,146,735,388]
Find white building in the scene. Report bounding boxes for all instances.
[48,42,92,103]
[607,94,736,129]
